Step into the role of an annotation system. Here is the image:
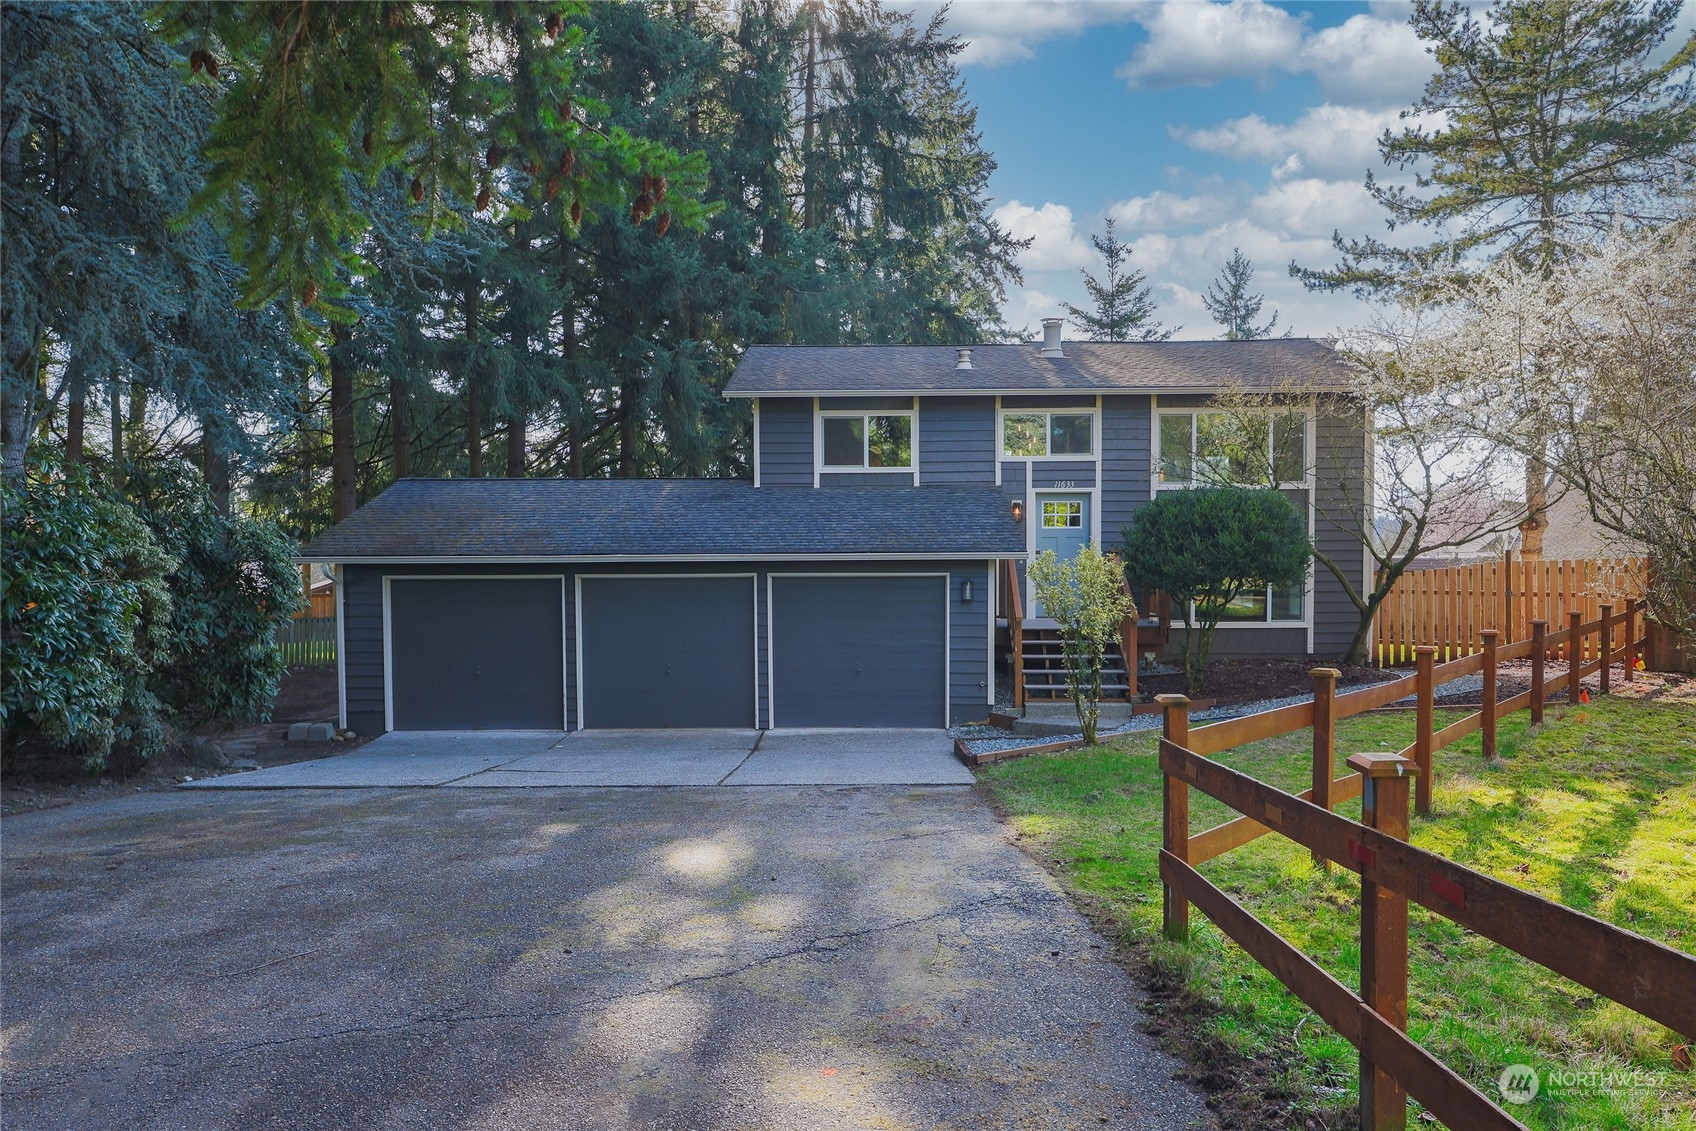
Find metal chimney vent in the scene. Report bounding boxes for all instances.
[955,348,974,370]
[1040,318,1064,358]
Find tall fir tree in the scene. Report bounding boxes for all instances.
[1202,249,1282,340]
[1062,219,1174,342]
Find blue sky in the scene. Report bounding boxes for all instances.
[908,0,1692,341]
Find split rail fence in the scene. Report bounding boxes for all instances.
[1156,602,1694,1130]
[1373,555,1648,666]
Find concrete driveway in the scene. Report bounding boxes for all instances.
[185,728,976,789]
[2,786,1214,1130]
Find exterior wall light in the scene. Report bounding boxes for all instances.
[1010,499,1025,525]
[961,578,974,604]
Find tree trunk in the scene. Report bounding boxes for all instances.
[202,428,231,515]
[65,379,85,465]
[464,275,482,477]
[389,374,413,479]
[1521,454,1548,558]
[801,6,817,230]
[329,323,357,522]
[505,416,525,477]
[109,378,124,491]
[617,380,640,477]
[560,251,583,478]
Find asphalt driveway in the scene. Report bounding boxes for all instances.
[2,786,1214,1130]
[183,728,976,788]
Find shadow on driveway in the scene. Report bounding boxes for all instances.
[2,786,1213,1130]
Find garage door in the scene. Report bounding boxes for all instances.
[579,576,756,728]
[389,578,564,730]
[771,575,947,728]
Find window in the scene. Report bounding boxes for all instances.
[821,413,912,469]
[1041,500,1082,528]
[1158,411,1307,486]
[1195,580,1306,623]
[1002,411,1094,457]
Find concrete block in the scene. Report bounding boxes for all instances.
[287,722,336,742]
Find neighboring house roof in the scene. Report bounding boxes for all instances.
[1540,484,1646,561]
[723,338,1350,397]
[300,478,1027,562]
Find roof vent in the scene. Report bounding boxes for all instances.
[1040,317,1064,358]
[955,347,974,370]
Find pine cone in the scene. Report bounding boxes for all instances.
[545,12,563,39]
[527,160,542,176]
[410,176,424,203]
[487,143,504,168]
[190,50,204,75]
[362,130,374,156]
[654,175,667,205]
[205,53,220,78]
[558,149,575,177]
[387,5,404,29]
[655,213,671,237]
[304,280,318,307]
[476,185,491,211]
[570,199,583,225]
[545,174,561,201]
[560,97,573,121]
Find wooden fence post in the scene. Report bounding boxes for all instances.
[1530,620,1547,727]
[1349,751,1413,1131]
[1480,628,1498,762]
[1413,647,1435,817]
[1624,599,1637,684]
[1311,667,1340,865]
[1599,602,1613,696]
[1159,694,1192,943]
[1568,610,1583,703]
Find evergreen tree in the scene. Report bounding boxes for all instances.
[1202,248,1282,340]
[1295,0,1695,295]
[1062,219,1174,342]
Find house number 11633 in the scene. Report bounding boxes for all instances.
[1053,480,1075,489]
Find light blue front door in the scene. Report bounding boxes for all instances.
[1031,493,1090,616]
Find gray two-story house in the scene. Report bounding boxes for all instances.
[304,322,1369,735]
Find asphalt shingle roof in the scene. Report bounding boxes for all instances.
[723,338,1350,396]
[300,478,1027,561]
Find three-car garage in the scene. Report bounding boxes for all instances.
[365,568,968,734]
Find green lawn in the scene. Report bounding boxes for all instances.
[981,695,1696,1130]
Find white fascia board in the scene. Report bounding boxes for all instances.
[306,552,1030,565]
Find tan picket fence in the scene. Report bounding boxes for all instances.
[1373,555,1649,666]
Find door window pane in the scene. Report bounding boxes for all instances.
[1273,414,1306,483]
[1041,500,1083,527]
[1003,413,1046,457]
[868,415,912,468]
[1050,414,1093,455]
[1159,414,1193,482]
[822,416,865,466]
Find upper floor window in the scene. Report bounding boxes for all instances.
[1002,411,1094,458]
[821,412,912,469]
[1157,410,1307,487]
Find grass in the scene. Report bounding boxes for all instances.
[981,694,1696,1130]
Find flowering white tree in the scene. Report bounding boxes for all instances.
[1028,544,1135,744]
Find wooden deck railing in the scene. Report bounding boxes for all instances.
[1000,558,1026,710]
[1155,600,1688,1130]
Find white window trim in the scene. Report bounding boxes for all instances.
[1152,407,1312,491]
[815,405,917,474]
[997,406,1099,461]
[1180,581,1312,630]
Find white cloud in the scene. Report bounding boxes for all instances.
[992,199,1097,271]
[1249,178,1384,240]
[1300,13,1432,107]
[1001,286,1066,336]
[1107,190,1234,232]
[904,1,1147,67]
[1172,105,1407,181]
[1117,0,1306,90]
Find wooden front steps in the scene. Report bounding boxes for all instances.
[1020,618,1136,703]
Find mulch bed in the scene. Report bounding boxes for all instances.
[1137,657,1388,706]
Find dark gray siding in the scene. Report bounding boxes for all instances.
[819,396,913,412]
[1101,395,1151,540]
[1314,401,1371,658]
[1029,460,1096,489]
[1001,394,1096,409]
[1167,626,1310,659]
[757,397,813,486]
[819,471,914,487]
[919,397,995,484]
[337,558,992,732]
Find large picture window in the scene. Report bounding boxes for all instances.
[1158,411,1307,486]
[1002,411,1094,457]
[1195,581,1305,623]
[821,413,912,469]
